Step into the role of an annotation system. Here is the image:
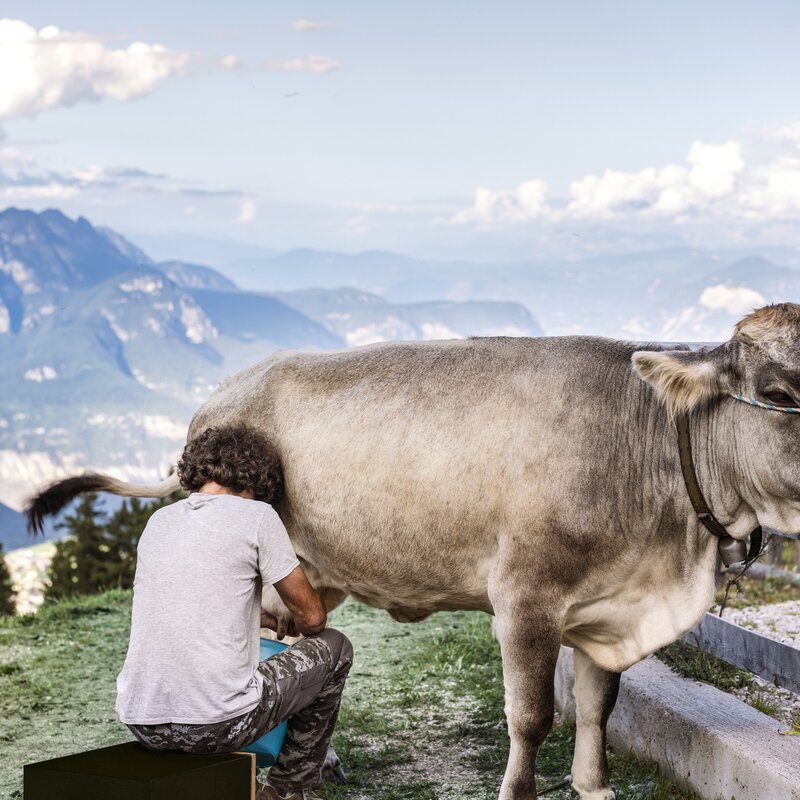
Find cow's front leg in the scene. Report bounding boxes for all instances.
[492,591,562,800]
[571,648,620,800]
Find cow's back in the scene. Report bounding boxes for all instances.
[188,336,651,615]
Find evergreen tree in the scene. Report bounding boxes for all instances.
[0,543,16,615]
[46,492,113,601]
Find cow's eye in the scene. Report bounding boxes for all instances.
[763,390,797,407]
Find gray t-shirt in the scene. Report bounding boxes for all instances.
[115,492,300,725]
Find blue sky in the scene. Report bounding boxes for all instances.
[2,1,800,260]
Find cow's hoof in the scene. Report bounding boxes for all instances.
[572,789,615,800]
[321,744,347,783]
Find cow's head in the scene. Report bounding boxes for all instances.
[632,302,800,534]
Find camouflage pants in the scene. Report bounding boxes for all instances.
[126,627,353,793]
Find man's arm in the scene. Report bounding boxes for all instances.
[269,565,327,636]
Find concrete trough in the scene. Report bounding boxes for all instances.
[554,646,800,800]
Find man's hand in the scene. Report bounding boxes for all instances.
[272,565,327,635]
[259,609,299,640]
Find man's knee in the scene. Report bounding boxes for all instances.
[315,627,353,669]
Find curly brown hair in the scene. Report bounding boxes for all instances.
[177,426,285,505]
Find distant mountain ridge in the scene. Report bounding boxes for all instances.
[0,208,347,517]
[0,207,543,524]
[224,245,800,342]
[273,287,543,345]
[0,502,27,552]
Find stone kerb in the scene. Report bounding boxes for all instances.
[555,646,800,800]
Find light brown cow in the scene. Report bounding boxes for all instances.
[28,303,800,799]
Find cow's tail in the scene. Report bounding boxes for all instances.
[25,469,182,535]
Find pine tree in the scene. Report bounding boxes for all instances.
[0,543,16,615]
[46,492,113,601]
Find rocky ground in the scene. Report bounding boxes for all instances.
[725,599,800,646]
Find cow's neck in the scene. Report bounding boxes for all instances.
[681,399,760,541]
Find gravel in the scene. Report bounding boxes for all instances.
[722,599,800,647]
[718,600,800,728]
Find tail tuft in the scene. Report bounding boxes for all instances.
[26,473,112,536]
[25,470,181,536]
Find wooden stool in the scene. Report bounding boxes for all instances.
[24,741,256,799]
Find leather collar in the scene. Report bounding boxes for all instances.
[675,412,762,565]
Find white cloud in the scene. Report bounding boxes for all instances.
[24,365,57,382]
[2,183,79,200]
[220,54,241,71]
[567,141,743,220]
[452,179,549,226]
[774,121,800,148]
[68,164,105,183]
[0,18,191,121]
[0,145,33,169]
[235,198,257,224]
[699,284,766,316]
[687,140,744,198]
[290,20,338,32]
[567,164,687,219]
[344,215,369,235]
[451,132,800,229]
[270,55,339,74]
[740,156,800,216]
[0,140,247,210]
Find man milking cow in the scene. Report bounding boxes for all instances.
[115,426,351,800]
[27,302,800,799]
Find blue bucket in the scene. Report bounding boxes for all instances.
[239,638,289,767]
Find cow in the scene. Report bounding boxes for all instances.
[26,302,800,800]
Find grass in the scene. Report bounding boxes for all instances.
[655,640,754,693]
[788,708,800,735]
[1,590,698,799]
[317,602,697,800]
[0,589,135,800]
[715,574,800,609]
[655,640,793,723]
[747,692,782,717]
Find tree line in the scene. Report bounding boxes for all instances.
[0,491,184,614]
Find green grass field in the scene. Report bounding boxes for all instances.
[0,591,696,799]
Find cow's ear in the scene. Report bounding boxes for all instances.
[631,348,727,418]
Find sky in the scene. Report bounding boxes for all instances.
[2,1,800,261]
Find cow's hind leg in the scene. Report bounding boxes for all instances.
[570,649,620,800]
[492,591,561,800]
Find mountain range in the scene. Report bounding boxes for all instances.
[0,501,28,552]
[4,205,800,550]
[218,246,800,343]
[0,207,542,545]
